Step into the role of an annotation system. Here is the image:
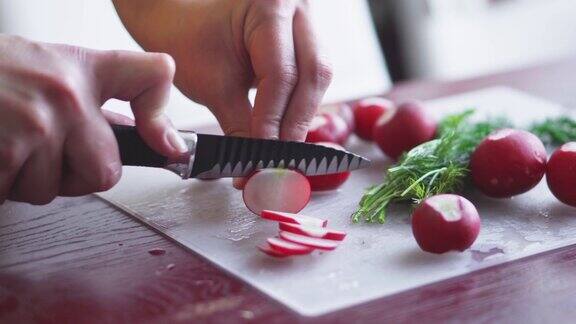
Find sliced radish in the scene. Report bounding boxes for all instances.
[279,222,346,241]
[258,244,290,258]
[266,237,313,255]
[261,210,327,227]
[279,231,340,250]
[243,169,311,215]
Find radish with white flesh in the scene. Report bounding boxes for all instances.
[320,103,355,131]
[266,237,313,255]
[279,231,340,250]
[373,100,437,160]
[258,244,289,258]
[470,129,547,198]
[261,210,327,227]
[306,142,351,191]
[279,222,346,241]
[353,97,394,141]
[411,194,481,254]
[546,142,576,207]
[243,169,311,215]
[306,112,350,144]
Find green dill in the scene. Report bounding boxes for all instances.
[530,116,576,147]
[352,110,510,223]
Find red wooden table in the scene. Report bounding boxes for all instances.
[2,58,576,324]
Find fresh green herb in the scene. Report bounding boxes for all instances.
[352,110,510,223]
[530,116,576,147]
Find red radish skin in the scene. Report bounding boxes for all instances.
[266,237,313,255]
[306,142,351,191]
[261,210,327,227]
[242,169,311,215]
[470,129,547,198]
[306,112,350,145]
[372,100,437,160]
[279,222,346,241]
[546,142,576,207]
[320,103,355,131]
[353,97,395,141]
[412,194,481,254]
[279,231,340,250]
[258,244,289,258]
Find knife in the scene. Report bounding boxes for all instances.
[112,125,370,179]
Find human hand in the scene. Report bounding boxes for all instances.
[0,35,183,204]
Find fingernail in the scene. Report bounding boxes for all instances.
[166,128,188,154]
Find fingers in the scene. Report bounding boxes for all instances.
[280,5,333,141]
[248,3,298,140]
[9,148,62,205]
[93,50,186,158]
[0,142,27,205]
[102,110,135,126]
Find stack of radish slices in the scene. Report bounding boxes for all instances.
[257,210,347,258]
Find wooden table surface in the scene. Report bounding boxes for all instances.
[2,58,576,324]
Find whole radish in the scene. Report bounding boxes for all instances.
[243,169,311,215]
[306,142,351,191]
[353,97,395,141]
[470,129,547,198]
[412,194,481,254]
[372,100,437,160]
[546,142,576,207]
[320,103,355,131]
[306,112,350,145]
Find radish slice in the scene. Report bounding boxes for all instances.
[258,244,290,258]
[279,231,340,250]
[242,169,311,215]
[261,210,327,227]
[279,222,346,241]
[267,237,313,255]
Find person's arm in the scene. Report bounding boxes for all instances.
[0,34,184,204]
[113,0,333,141]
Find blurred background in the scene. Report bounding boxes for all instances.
[0,0,575,126]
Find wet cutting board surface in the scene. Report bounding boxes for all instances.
[100,87,576,316]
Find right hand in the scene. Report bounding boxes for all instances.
[0,35,184,205]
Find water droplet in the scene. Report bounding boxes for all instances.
[240,310,254,320]
[148,248,166,256]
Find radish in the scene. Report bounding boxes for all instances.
[372,100,437,160]
[470,129,547,198]
[279,222,346,241]
[258,244,290,258]
[411,194,481,254]
[242,169,311,215]
[546,142,576,207]
[306,142,351,191]
[320,102,355,131]
[279,231,340,250]
[306,112,350,145]
[266,237,313,255]
[353,97,395,141]
[261,210,327,227]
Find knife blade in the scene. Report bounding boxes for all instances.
[112,125,370,179]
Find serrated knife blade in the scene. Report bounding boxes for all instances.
[112,125,370,179]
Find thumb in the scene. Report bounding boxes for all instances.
[92,50,186,158]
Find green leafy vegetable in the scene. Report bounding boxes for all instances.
[530,116,576,147]
[352,110,510,223]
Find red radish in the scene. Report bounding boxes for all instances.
[320,103,355,131]
[279,231,340,251]
[470,129,547,198]
[306,142,351,191]
[372,100,436,160]
[279,222,346,241]
[353,97,395,141]
[258,244,289,258]
[266,237,313,255]
[243,169,311,215]
[306,112,350,145]
[546,142,576,207]
[411,194,481,254]
[261,210,327,227]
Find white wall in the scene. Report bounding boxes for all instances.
[0,0,390,129]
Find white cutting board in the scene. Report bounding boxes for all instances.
[99,87,576,316]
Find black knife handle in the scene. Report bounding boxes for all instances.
[111,125,168,168]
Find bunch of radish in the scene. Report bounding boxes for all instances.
[258,210,347,257]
